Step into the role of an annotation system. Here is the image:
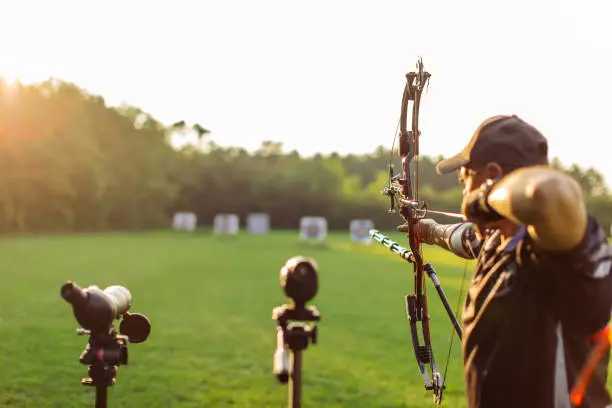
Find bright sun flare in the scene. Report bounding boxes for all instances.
[0,61,48,85]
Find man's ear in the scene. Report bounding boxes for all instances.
[483,162,504,180]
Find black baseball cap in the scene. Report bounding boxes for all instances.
[435,115,549,175]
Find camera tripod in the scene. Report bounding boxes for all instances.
[76,328,129,408]
[272,303,321,408]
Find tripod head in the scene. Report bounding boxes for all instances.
[61,281,151,392]
[279,256,318,307]
[272,256,321,408]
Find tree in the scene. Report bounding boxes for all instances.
[1,77,610,234]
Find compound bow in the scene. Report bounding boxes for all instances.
[375,58,463,405]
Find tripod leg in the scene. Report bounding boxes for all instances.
[95,386,108,408]
[289,350,302,408]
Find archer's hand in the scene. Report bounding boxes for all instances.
[461,179,504,224]
[397,218,438,245]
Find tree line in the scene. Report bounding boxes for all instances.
[1,78,611,234]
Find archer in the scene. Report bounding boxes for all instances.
[399,115,612,408]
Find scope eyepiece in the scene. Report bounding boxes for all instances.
[61,281,88,308]
[280,256,318,306]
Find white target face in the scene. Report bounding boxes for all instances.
[299,217,327,241]
[172,212,197,231]
[247,213,270,235]
[350,219,374,244]
[213,214,239,234]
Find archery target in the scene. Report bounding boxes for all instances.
[172,212,197,231]
[350,219,374,244]
[247,213,270,235]
[213,213,239,235]
[299,217,327,241]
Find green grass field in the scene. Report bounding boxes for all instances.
[0,230,609,407]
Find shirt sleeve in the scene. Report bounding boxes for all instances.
[531,214,612,334]
[534,215,612,279]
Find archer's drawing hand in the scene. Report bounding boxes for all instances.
[461,179,504,225]
[397,218,438,245]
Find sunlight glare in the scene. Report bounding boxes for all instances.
[0,61,48,86]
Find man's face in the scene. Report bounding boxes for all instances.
[458,162,524,240]
[458,164,503,236]
[458,166,488,196]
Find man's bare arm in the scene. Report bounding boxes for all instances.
[488,166,588,251]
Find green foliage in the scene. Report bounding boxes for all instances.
[0,80,178,232]
[1,78,611,234]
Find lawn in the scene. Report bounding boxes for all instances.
[0,230,608,407]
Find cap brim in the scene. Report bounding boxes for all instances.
[435,151,469,175]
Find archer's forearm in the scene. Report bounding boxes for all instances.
[488,166,588,251]
[425,222,479,259]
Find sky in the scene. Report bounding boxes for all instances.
[1,0,611,181]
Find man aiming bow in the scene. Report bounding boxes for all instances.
[399,115,612,407]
